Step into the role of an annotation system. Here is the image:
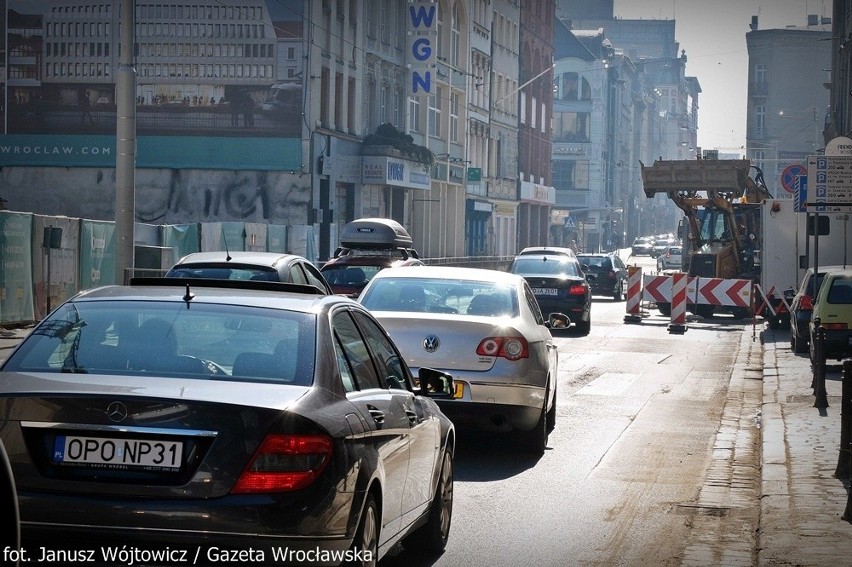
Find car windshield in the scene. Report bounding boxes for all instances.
[511,256,582,277]
[166,265,279,281]
[3,301,316,385]
[360,278,518,317]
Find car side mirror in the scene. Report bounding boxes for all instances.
[547,313,571,330]
[417,367,455,398]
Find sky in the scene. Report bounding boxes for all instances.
[613,0,832,153]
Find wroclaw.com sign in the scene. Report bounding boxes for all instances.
[0,134,115,167]
[0,133,303,170]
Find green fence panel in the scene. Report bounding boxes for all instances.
[79,220,117,289]
[200,222,246,252]
[163,223,200,260]
[0,211,35,324]
[267,225,287,253]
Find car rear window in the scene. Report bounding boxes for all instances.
[827,277,852,304]
[166,265,279,281]
[510,256,582,277]
[578,256,611,269]
[3,301,316,385]
[361,278,518,317]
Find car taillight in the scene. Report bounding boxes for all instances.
[800,295,813,310]
[476,336,529,360]
[823,323,849,331]
[568,284,587,295]
[232,433,332,493]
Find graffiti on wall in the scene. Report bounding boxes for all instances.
[0,168,312,226]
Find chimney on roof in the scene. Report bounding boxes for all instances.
[808,14,819,26]
[749,16,758,31]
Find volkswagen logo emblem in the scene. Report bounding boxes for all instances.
[423,334,440,353]
[106,401,128,423]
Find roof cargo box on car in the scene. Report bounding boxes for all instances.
[340,218,414,250]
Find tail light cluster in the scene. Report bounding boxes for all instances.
[568,284,587,295]
[822,323,849,331]
[232,433,332,493]
[476,336,529,360]
[800,295,814,311]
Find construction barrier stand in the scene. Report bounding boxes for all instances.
[624,265,643,323]
[668,272,688,333]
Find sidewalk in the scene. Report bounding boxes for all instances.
[759,326,852,565]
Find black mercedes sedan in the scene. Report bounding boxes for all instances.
[0,278,455,566]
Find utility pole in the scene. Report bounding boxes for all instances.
[114,0,136,283]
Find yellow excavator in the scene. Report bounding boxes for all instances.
[640,158,771,318]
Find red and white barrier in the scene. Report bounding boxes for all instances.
[697,278,751,307]
[669,272,688,333]
[642,274,671,304]
[642,275,751,307]
[624,265,643,323]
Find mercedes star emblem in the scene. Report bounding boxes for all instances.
[106,401,128,423]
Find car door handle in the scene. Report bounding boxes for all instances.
[367,405,385,425]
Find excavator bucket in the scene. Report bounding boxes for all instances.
[640,159,753,198]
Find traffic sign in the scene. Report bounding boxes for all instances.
[781,163,807,195]
[806,155,852,212]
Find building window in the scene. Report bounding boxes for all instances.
[755,63,766,86]
[409,96,421,132]
[755,104,766,136]
[552,160,590,190]
[450,91,459,142]
[451,3,461,66]
[557,72,578,101]
[428,86,442,137]
[381,83,389,124]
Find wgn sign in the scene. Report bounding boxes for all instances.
[408,0,437,94]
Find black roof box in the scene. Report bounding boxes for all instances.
[340,218,414,250]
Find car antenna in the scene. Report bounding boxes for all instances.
[183,283,195,307]
[222,231,232,262]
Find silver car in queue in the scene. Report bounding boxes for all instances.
[357,266,567,455]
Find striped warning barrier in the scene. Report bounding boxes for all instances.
[642,275,751,307]
[668,272,688,333]
[624,265,643,323]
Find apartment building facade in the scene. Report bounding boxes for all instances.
[746,14,832,197]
